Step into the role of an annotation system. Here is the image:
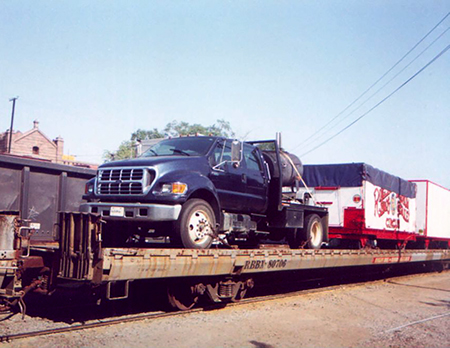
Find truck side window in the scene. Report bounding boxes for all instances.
[212,140,232,166]
[243,145,262,172]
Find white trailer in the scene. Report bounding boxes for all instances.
[411,180,450,243]
[297,163,418,247]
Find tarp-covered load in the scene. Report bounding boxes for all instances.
[301,163,416,198]
[297,162,417,234]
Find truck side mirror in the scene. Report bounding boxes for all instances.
[231,140,242,165]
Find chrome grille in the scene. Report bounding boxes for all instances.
[99,168,144,181]
[96,167,152,195]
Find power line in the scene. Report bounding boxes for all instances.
[300,25,450,152]
[299,42,450,158]
[292,11,450,152]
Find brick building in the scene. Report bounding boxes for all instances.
[0,120,97,169]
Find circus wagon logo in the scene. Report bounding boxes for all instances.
[374,188,410,228]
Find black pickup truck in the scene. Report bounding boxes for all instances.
[81,135,328,249]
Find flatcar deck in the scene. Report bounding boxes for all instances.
[98,247,450,281]
[53,213,450,284]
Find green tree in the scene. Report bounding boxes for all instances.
[103,141,135,162]
[164,119,234,138]
[208,119,235,138]
[103,120,234,162]
[131,128,164,141]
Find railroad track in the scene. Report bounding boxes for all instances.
[1,269,446,343]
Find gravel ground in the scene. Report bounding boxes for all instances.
[1,270,449,348]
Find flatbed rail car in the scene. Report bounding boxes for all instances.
[1,212,450,312]
[42,213,450,309]
[57,214,449,281]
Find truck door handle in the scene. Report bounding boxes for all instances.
[241,174,247,183]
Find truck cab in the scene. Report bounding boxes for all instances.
[81,135,328,249]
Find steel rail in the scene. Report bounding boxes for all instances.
[0,309,204,342]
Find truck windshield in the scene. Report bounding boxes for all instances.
[140,137,216,157]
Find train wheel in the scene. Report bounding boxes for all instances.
[175,199,216,249]
[231,279,254,302]
[167,283,200,311]
[304,214,323,249]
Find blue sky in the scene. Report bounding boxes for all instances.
[1,1,449,187]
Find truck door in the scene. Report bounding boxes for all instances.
[209,139,247,212]
[242,144,268,213]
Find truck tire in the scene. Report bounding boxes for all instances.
[174,199,216,249]
[287,228,301,249]
[304,214,323,249]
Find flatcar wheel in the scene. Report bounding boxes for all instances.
[230,287,247,303]
[167,284,199,311]
[231,279,254,303]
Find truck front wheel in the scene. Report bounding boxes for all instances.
[174,199,216,249]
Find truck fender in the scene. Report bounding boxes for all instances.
[176,173,222,226]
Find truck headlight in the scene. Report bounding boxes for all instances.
[158,182,188,195]
[85,182,94,194]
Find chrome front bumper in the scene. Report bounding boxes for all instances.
[79,203,182,221]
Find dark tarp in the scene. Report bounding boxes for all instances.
[301,163,416,198]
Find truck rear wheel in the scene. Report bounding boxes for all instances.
[287,215,323,249]
[304,214,323,249]
[287,228,301,249]
[174,199,216,249]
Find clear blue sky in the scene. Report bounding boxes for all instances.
[1,1,449,187]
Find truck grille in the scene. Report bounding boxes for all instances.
[96,167,153,195]
[100,168,144,181]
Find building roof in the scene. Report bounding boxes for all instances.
[14,123,57,149]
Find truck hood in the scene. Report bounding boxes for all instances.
[99,156,206,168]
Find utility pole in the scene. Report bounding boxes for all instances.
[8,96,18,153]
